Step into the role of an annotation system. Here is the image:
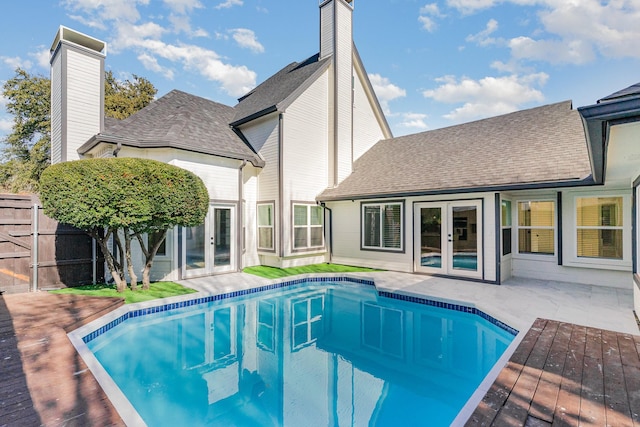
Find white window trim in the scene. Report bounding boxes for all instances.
[563,190,632,270]
[361,201,404,252]
[501,199,512,258]
[292,203,324,251]
[257,202,275,252]
[513,199,557,259]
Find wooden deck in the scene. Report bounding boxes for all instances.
[466,318,640,427]
[0,292,125,426]
[2,294,640,427]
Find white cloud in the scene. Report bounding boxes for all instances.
[419,3,443,32]
[508,36,595,65]
[466,19,499,46]
[0,116,12,133]
[423,73,548,122]
[399,113,429,130]
[229,29,264,53]
[163,0,202,14]
[0,56,32,70]
[369,73,406,114]
[215,0,242,10]
[168,13,209,38]
[29,48,51,70]
[63,0,148,24]
[138,52,174,80]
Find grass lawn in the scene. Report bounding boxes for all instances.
[243,263,383,279]
[50,281,197,304]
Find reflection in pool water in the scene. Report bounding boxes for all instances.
[87,281,514,426]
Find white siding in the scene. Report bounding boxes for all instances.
[352,70,385,161]
[171,157,239,201]
[50,52,63,164]
[327,193,498,281]
[243,165,260,267]
[334,0,353,184]
[240,116,280,201]
[319,1,334,59]
[282,71,330,258]
[65,48,102,161]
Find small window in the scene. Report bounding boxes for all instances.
[292,295,324,350]
[148,230,166,256]
[257,300,275,352]
[362,202,403,251]
[293,204,324,250]
[501,200,512,256]
[257,203,274,251]
[517,201,555,255]
[576,197,623,260]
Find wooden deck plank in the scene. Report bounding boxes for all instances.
[601,330,633,427]
[470,319,640,427]
[530,322,572,423]
[552,324,586,427]
[0,293,125,427]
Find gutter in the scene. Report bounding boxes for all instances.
[237,159,247,272]
[320,202,332,263]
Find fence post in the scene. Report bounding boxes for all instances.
[32,203,39,292]
[92,238,97,284]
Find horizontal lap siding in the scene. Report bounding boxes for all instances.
[242,117,280,202]
[352,70,385,161]
[50,54,63,164]
[334,1,352,184]
[65,49,101,161]
[282,71,330,257]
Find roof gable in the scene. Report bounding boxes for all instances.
[231,54,331,126]
[80,90,263,166]
[319,101,592,200]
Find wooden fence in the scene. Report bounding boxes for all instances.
[0,194,104,294]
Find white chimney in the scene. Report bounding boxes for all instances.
[319,0,354,186]
[50,26,106,163]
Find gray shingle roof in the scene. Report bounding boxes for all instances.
[598,82,640,103]
[79,90,263,166]
[231,54,330,126]
[319,101,592,201]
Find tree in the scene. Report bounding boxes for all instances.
[0,68,157,192]
[104,70,157,120]
[39,158,209,292]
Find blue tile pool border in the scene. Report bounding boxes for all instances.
[81,276,518,344]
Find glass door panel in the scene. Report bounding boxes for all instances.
[420,207,443,269]
[185,223,206,272]
[451,205,479,272]
[414,201,482,279]
[212,207,234,273]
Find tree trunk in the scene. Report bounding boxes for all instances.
[136,229,167,290]
[93,229,127,292]
[123,227,138,291]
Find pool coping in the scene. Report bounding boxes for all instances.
[67,274,523,427]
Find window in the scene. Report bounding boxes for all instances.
[293,204,324,250]
[257,203,274,251]
[501,200,512,256]
[257,300,275,352]
[292,295,324,350]
[576,197,623,260]
[361,303,404,358]
[517,201,555,255]
[362,202,403,251]
[148,230,166,256]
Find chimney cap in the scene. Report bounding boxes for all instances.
[50,26,106,55]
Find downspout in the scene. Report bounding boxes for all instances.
[278,113,284,259]
[112,140,122,157]
[320,202,332,263]
[237,159,247,272]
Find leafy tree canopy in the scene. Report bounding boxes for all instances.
[40,157,209,291]
[1,68,157,192]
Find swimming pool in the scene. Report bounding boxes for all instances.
[421,253,478,270]
[72,278,517,426]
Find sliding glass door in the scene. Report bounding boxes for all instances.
[414,201,483,278]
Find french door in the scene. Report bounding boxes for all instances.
[182,204,236,278]
[414,200,483,279]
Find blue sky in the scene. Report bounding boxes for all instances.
[0,0,639,141]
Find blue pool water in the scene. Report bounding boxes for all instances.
[86,280,514,426]
[421,253,478,270]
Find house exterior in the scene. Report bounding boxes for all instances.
[49,1,640,312]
